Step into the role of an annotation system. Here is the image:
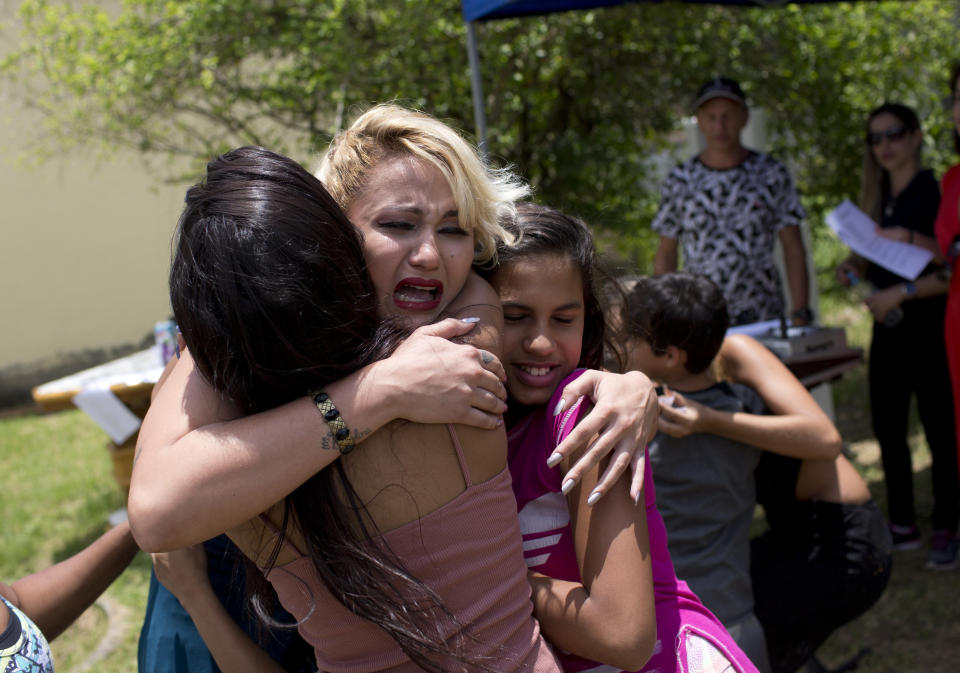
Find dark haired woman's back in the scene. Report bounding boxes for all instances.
[131,144,561,673]
[142,317,560,673]
[258,420,559,672]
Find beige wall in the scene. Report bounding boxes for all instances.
[0,152,182,365]
[0,116,186,402]
[0,1,190,404]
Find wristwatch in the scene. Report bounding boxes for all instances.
[790,307,814,323]
[902,281,917,298]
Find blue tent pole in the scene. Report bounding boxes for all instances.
[465,20,488,160]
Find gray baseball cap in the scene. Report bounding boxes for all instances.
[693,77,746,111]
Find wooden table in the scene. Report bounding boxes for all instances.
[730,321,865,390]
[32,348,164,493]
[780,346,864,389]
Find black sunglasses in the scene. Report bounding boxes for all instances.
[866,126,908,146]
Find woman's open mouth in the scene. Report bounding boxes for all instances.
[393,277,443,311]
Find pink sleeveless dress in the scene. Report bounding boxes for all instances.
[261,424,562,673]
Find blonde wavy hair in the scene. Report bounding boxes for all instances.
[316,104,528,265]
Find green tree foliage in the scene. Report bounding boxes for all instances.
[2,0,957,273]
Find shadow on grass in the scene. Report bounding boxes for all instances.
[50,493,128,563]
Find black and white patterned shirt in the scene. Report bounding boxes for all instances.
[651,151,806,325]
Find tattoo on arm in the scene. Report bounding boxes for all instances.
[320,427,371,453]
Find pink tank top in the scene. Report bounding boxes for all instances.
[261,424,561,673]
[508,371,760,673]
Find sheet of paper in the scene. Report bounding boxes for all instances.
[72,386,142,444]
[726,318,785,337]
[826,200,933,280]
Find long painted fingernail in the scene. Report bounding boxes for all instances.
[546,452,562,468]
[561,479,574,495]
[587,490,601,506]
[553,398,566,416]
[633,491,641,507]
[460,317,481,323]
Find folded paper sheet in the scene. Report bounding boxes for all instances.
[826,200,933,281]
[72,386,143,444]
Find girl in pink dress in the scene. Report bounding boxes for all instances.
[482,203,761,673]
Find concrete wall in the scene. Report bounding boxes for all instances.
[0,144,185,405]
[0,3,186,405]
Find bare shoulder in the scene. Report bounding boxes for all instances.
[450,422,508,485]
[442,271,503,355]
[139,350,241,449]
[718,334,778,386]
[228,503,289,568]
[721,333,826,417]
[448,271,500,310]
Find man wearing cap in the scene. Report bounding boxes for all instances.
[652,77,812,327]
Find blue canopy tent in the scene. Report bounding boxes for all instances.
[461,1,646,153]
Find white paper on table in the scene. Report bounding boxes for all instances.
[826,200,933,280]
[72,386,142,444]
[726,318,784,337]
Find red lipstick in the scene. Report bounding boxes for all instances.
[393,277,443,311]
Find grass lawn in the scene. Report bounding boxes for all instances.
[0,407,151,672]
[1,300,957,672]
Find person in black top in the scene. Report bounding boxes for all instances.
[837,102,959,569]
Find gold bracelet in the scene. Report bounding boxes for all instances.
[309,389,355,454]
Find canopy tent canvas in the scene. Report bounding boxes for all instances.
[462,0,819,22]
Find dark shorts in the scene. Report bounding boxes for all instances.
[751,500,892,673]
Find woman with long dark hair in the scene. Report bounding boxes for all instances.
[131,105,657,669]
[836,102,958,568]
[130,106,656,555]
[133,145,565,672]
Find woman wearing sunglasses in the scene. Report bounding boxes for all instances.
[836,102,959,569]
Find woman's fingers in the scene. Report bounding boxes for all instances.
[629,450,646,504]
[476,346,507,384]
[656,414,685,438]
[590,437,637,503]
[552,406,605,465]
[549,370,658,505]
[471,385,508,415]
[460,406,505,430]
[559,424,617,496]
[414,316,480,340]
[657,400,684,421]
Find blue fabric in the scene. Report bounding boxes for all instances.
[138,572,216,673]
[461,0,864,22]
[462,0,628,22]
[138,535,313,673]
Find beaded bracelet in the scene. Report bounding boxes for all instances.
[309,389,355,454]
